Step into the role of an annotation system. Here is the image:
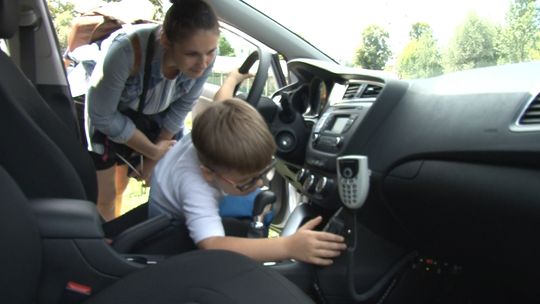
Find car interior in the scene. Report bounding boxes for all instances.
[0,0,315,303]
[2,0,540,303]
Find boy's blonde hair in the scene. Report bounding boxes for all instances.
[192,98,276,174]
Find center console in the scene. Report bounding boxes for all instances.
[309,104,371,161]
[289,102,373,210]
[265,76,416,302]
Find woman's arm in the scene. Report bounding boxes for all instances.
[129,128,176,183]
[125,129,175,160]
[87,35,137,143]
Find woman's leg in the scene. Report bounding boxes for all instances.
[114,164,130,217]
[96,166,118,221]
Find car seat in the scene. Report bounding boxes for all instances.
[0,164,314,303]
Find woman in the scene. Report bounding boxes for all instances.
[86,0,219,221]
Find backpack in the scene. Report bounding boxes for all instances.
[66,11,123,53]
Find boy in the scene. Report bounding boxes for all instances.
[149,98,346,265]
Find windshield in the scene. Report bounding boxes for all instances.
[243,0,540,79]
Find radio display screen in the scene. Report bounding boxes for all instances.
[329,116,349,133]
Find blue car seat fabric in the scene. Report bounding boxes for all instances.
[219,188,273,226]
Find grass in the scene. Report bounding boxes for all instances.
[120,178,150,215]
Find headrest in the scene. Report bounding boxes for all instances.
[0,0,20,39]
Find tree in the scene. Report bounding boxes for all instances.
[444,12,498,72]
[146,0,165,21]
[496,0,540,64]
[218,36,235,57]
[397,23,443,79]
[409,22,432,40]
[354,25,392,70]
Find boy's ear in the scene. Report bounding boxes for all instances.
[200,165,215,183]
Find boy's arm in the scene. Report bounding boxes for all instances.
[197,216,346,266]
[213,69,253,102]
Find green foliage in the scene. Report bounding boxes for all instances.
[397,24,443,79]
[444,12,498,72]
[532,31,540,60]
[496,0,540,64]
[218,36,235,57]
[409,22,433,40]
[146,0,165,21]
[354,25,392,70]
[47,0,75,51]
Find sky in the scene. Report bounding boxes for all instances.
[244,0,514,63]
[69,0,155,21]
[67,0,515,63]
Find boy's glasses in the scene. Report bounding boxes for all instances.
[209,159,276,192]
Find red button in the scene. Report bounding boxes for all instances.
[66,281,92,295]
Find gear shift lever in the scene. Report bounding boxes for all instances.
[247,190,276,238]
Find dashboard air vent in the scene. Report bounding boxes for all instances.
[519,94,540,125]
[343,83,361,99]
[360,84,383,98]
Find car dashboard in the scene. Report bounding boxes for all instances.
[268,58,540,299]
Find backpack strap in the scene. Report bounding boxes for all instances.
[128,27,156,113]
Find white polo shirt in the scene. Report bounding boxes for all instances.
[149,133,225,243]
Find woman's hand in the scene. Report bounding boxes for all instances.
[151,138,176,161]
[130,138,174,183]
[126,129,175,161]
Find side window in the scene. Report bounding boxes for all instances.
[0,39,8,54]
[0,39,9,55]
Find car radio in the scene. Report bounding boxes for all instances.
[310,105,371,154]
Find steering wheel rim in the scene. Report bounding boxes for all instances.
[235,47,272,107]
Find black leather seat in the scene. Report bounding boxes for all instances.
[0,165,313,303]
[0,3,96,202]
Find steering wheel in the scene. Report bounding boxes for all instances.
[234,47,272,107]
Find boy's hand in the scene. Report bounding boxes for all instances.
[228,68,254,85]
[287,216,347,266]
